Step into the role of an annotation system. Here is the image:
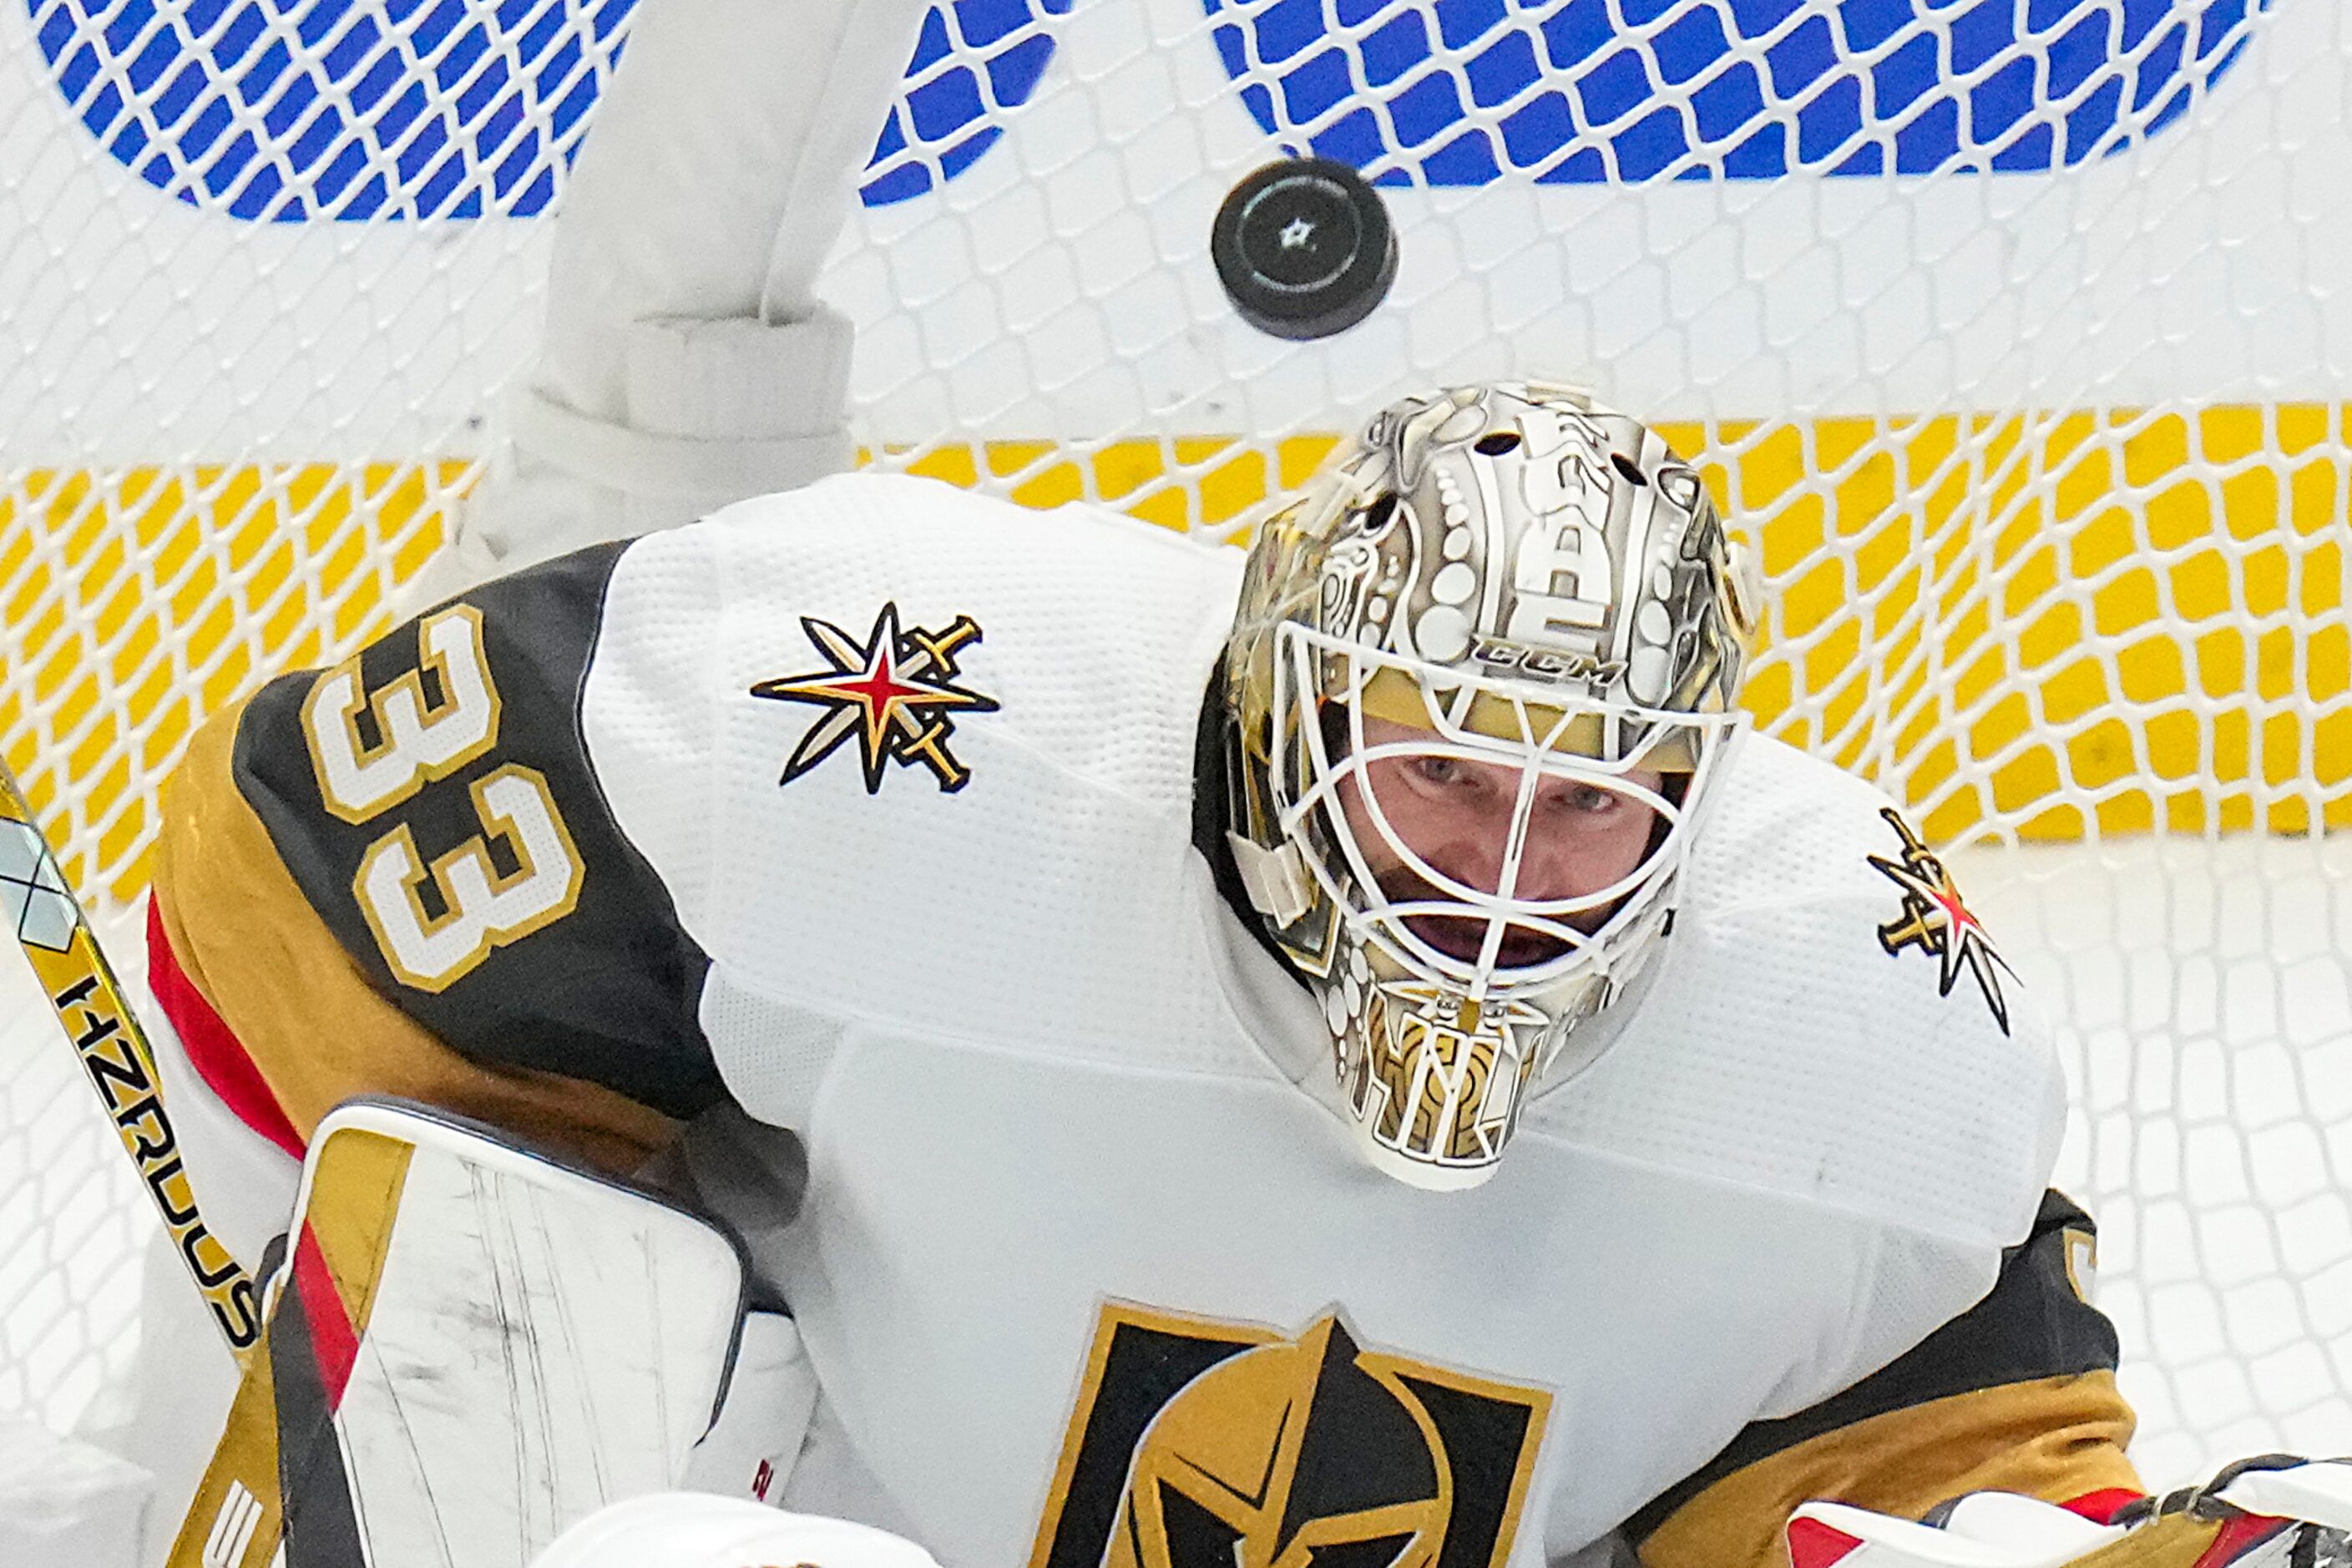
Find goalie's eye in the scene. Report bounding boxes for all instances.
[1410,755,1471,789]
[1550,782,1624,817]
[1393,752,1508,804]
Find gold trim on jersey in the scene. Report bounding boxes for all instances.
[152,697,675,1173]
[352,763,586,993]
[2062,1229,2099,1305]
[1638,1371,2140,1568]
[1029,1302,1549,1568]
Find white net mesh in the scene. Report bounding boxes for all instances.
[3,0,2346,1494]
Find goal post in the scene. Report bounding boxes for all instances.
[2,0,2346,1490]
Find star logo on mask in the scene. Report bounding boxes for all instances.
[1868,808,2014,1034]
[751,602,998,793]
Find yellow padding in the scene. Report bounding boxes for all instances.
[0,463,467,898]
[1700,407,2349,841]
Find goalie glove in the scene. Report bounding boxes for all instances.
[1786,1456,2352,1568]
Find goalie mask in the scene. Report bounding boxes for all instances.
[1220,383,1762,1190]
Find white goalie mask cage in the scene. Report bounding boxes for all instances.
[1222,383,1763,1189]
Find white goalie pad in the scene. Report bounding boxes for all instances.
[2208,1459,2352,1534]
[679,1308,820,1505]
[165,1099,755,1568]
[1787,1495,2124,1568]
[1786,1459,2352,1568]
[531,1494,941,1568]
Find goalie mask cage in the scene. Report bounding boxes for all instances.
[2,0,2345,1493]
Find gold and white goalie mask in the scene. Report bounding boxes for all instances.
[1221,383,1763,1190]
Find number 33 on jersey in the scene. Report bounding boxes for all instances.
[300,602,583,992]
[173,542,723,1131]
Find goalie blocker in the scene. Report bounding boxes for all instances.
[168,1100,817,1568]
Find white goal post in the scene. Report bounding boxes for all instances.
[1,0,2346,1504]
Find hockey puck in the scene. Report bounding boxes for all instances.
[1211,157,1398,341]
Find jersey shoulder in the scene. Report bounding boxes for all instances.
[587,474,1256,1087]
[217,539,725,1118]
[1525,731,2061,1254]
[1687,734,2028,1040]
[1685,734,1944,914]
[594,472,1243,811]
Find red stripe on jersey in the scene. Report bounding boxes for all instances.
[146,895,306,1159]
[2196,1513,2293,1565]
[2061,1489,2144,1525]
[1785,1516,1865,1568]
[293,1222,362,1406]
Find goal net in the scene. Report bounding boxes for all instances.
[3,0,2345,1496]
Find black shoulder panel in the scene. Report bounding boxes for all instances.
[232,542,726,1120]
[1624,1191,2121,1545]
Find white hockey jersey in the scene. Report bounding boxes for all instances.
[558,473,2067,1567]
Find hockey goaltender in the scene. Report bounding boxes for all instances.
[119,0,2352,1564]
[132,377,2352,1568]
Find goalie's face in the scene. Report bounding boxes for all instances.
[1263,644,1723,1191]
[1338,716,1666,965]
[1218,381,1759,1187]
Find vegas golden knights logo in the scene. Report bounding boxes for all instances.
[1030,1305,1550,1568]
[1867,808,2014,1034]
[751,601,998,793]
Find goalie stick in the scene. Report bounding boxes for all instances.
[0,754,260,1358]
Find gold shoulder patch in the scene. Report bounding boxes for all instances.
[1030,1302,1550,1568]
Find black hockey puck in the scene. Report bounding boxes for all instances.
[1211,157,1398,341]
